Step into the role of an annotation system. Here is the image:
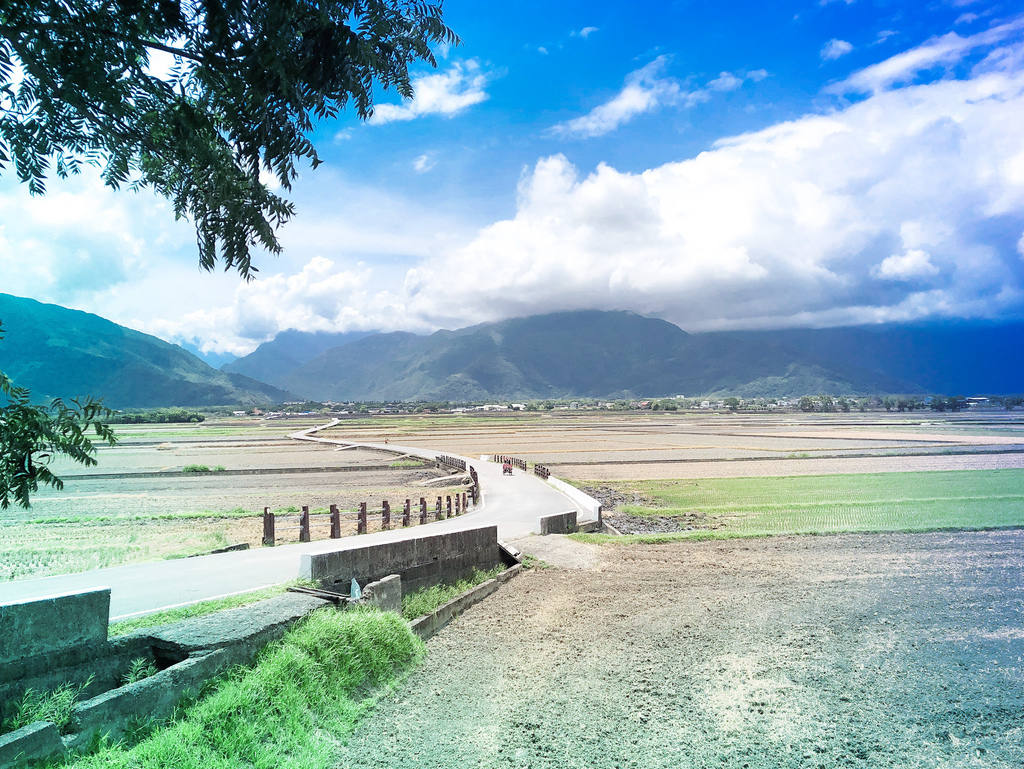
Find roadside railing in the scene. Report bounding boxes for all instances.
[436,454,467,471]
[495,455,528,471]
[262,490,477,546]
[533,464,551,479]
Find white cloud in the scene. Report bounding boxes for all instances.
[538,46,549,55]
[369,60,490,124]
[572,27,599,39]
[1017,232,1024,258]
[413,154,437,173]
[708,72,743,91]
[394,38,1024,332]
[821,39,855,61]
[871,249,940,280]
[549,57,685,138]
[835,17,1024,94]
[747,69,770,82]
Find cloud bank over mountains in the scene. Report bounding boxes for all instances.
[400,30,1024,333]
[2,20,1023,357]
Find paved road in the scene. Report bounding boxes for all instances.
[0,428,587,619]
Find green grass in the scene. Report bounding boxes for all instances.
[181,464,210,473]
[67,608,423,769]
[573,469,1024,545]
[2,677,92,735]
[401,566,505,620]
[388,459,426,468]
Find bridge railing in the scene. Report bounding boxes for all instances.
[261,490,475,546]
[495,455,528,472]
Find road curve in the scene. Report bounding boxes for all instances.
[0,424,591,619]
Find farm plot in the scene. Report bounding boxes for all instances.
[335,531,1024,769]
[1,421,451,582]
[584,468,1024,540]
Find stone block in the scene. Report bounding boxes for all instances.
[0,721,63,769]
[0,589,110,666]
[360,575,402,613]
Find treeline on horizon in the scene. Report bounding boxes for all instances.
[107,394,1024,419]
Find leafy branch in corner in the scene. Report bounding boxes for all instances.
[0,323,117,509]
[0,1,459,278]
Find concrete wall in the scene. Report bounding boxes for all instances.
[301,526,501,596]
[535,510,578,535]
[545,476,602,523]
[0,588,109,666]
[409,564,521,641]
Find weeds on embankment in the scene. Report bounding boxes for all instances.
[66,608,423,769]
[401,566,505,620]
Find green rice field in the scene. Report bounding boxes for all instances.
[582,468,1024,542]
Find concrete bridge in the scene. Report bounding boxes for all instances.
[0,422,598,619]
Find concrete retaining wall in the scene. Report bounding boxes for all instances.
[0,589,109,665]
[0,722,62,769]
[301,526,501,596]
[65,649,229,749]
[409,564,521,641]
[545,476,602,523]
[534,510,578,535]
[0,592,328,769]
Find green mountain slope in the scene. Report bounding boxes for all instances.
[0,294,289,408]
[280,310,918,400]
[221,329,374,385]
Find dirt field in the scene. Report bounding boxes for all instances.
[336,531,1024,769]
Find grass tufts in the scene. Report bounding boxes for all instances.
[68,608,422,769]
[3,676,93,735]
[401,566,504,620]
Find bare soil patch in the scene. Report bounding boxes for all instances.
[335,530,1024,769]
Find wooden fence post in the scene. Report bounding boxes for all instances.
[403,499,411,527]
[382,500,391,530]
[461,491,467,511]
[446,495,452,518]
[330,504,341,538]
[419,497,427,525]
[300,506,310,542]
[436,496,443,520]
[454,493,461,515]
[358,502,367,534]
[262,507,275,546]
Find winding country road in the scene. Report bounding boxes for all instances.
[0,424,591,619]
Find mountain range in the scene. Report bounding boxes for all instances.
[231,310,1011,401]
[3,294,1020,406]
[0,293,289,408]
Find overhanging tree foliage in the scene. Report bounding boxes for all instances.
[1,2,455,506]
[0,0,458,277]
[0,325,117,509]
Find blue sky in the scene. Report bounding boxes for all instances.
[2,0,1023,362]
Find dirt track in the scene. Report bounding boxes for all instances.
[336,531,1024,769]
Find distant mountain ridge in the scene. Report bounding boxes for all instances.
[5,297,1019,407]
[0,293,290,408]
[271,311,927,401]
[712,324,1024,396]
[221,329,374,384]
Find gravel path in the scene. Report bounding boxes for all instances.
[336,531,1024,769]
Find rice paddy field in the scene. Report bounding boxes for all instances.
[585,468,1024,540]
[4,410,1023,581]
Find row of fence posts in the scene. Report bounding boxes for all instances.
[436,454,467,472]
[261,490,474,546]
[495,455,528,471]
[533,464,551,479]
[437,455,480,506]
